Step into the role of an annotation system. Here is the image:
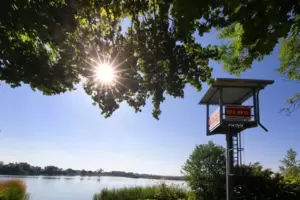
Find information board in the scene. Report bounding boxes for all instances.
[225,106,251,121]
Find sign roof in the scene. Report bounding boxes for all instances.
[199,78,274,105]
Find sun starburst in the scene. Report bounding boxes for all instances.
[95,63,115,84]
[79,48,134,98]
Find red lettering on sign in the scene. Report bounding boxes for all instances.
[225,107,251,117]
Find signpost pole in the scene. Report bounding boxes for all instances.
[219,87,235,200]
[199,78,274,200]
[206,105,209,135]
[226,130,234,200]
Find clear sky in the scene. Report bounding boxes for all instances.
[0,29,299,176]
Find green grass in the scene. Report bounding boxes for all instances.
[93,183,194,200]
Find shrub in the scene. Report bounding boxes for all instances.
[0,180,29,200]
[93,183,193,200]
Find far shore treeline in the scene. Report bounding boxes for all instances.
[0,162,184,181]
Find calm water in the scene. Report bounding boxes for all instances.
[0,176,186,200]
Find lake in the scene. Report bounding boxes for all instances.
[0,176,186,200]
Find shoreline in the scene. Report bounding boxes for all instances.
[0,174,185,181]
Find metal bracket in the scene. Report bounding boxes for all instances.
[256,90,268,132]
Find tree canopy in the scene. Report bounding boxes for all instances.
[171,0,300,114]
[182,141,300,200]
[1,0,300,119]
[181,141,226,199]
[1,0,221,119]
[279,148,300,184]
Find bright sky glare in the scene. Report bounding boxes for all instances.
[96,63,115,84]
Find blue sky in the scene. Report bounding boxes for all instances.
[0,30,299,176]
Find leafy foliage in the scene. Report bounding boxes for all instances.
[279,30,300,114]
[171,0,300,113]
[279,148,300,184]
[3,0,300,117]
[0,0,81,94]
[1,0,222,119]
[218,1,300,114]
[279,29,300,82]
[181,141,226,199]
[200,0,300,76]
[182,141,300,200]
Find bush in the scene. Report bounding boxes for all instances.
[93,183,193,200]
[182,142,300,200]
[181,141,226,200]
[0,180,29,200]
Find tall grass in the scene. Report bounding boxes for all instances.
[93,183,194,200]
[0,180,29,200]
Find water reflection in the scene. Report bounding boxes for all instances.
[42,176,61,180]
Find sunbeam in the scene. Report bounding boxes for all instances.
[95,63,115,84]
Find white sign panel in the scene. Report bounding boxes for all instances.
[209,108,220,131]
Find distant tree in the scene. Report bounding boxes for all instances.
[87,171,93,176]
[32,166,42,175]
[97,169,103,175]
[80,170,87,177]
[279,148,300,184]
[43,166,60,176]
[17,162,32,175]
[65,168,76,176]
[0,162,103,177]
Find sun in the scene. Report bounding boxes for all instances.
[96,63,115,84]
